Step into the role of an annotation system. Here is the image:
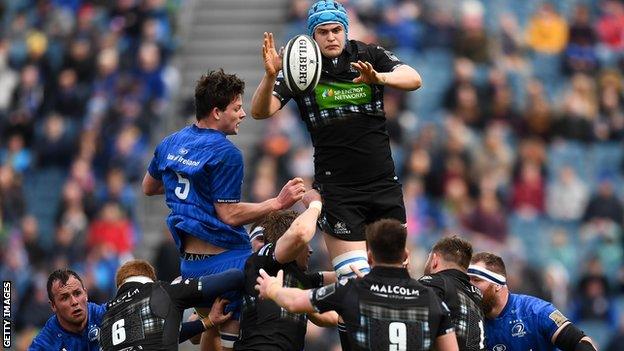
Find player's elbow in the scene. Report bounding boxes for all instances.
[250,108,271,120]
[408,72,423,90]
[142,181,157,196]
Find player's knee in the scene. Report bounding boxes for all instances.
[220,332,238,349]
[332,250,370,282]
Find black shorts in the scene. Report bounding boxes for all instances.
[314,175,406,241]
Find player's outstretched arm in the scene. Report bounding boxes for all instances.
[179,298,232,344]
[434,332,460,351]
[255,269,315,314]
[215,177,305,226]
[251,32,283,119]
[274,189,322,263]
[351,61,422,91]
[142,172,164,195]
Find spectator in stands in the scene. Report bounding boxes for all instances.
[87,202,134,256]
[511,161,545,217]
[596,0,624,66]
[583,174,624,226]
[0,164,26,225]
[526,3,568,55]
[563,4,598,76]
[546,166,589,222]
[34,113,74,169]
[0,132,31,173]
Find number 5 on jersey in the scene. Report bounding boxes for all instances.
[175,172,190,200]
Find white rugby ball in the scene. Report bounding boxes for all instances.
[282,34,322,95]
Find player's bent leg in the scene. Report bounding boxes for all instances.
[218,319,239,351]
[199,328,221,351]
[324,234,370,282]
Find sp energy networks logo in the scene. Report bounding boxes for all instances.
[315,82,372,110]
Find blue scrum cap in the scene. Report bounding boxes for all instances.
[307,0,349,36]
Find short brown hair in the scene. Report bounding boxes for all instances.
[262,210,300,245]
[115,259,157,288]
[431,236,473,270]
[365,219,406,264]
[471,252,507,277]
[47,269,84,301]
[194,69,245,121]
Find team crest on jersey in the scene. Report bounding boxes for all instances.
[493,344,507,351]
[511,321,526,337]
[88,325,100,341]
[333,221,350,235]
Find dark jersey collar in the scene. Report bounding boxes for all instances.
[436,268,470,282]
[369,266,411,279]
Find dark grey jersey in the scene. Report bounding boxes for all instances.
[100,279,205,351]
[310,266,455,351]
[419,269,486,351]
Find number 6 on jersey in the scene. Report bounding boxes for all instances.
[112,319,126,345]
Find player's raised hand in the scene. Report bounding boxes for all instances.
[206,297,232,327]
[255,269,284,300]
[276,177,306,209]
[351,60,386,85]
[262,32,283,78]
[302,189,322,208]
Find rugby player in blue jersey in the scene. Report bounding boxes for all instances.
[29,269,106,350]
[468,252,597,351]
[142,69,305,350]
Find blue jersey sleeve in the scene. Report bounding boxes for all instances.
[28,321,57,350]
[148,142,164,180]
[536,300,566,342]
[209,146,243,203]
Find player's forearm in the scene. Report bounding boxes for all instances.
[321,271,337,284]
[216,199,280,226]
[179,320,206,343]
[269,286,315,314]
[309,311,339,327]
[199,269,244,300]
[274,205,321,262]
[380,65,422,91]
[251,73,278,119]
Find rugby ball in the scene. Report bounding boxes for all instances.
[282,34,322,95]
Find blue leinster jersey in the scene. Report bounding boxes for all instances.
[29,302,107,351]
[485,293,568,351]
[148,125,250,250]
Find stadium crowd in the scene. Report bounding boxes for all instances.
[0,0,180,348]
[1,0,624,350]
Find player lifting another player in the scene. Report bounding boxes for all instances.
[251,0,423,283]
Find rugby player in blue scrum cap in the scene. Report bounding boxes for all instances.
[252,0,422,288]
[468,252,598,351]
